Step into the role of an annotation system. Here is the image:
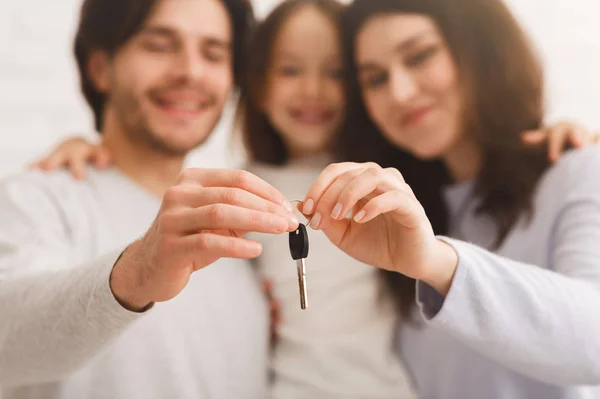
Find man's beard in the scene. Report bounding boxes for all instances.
[111,87,220,157]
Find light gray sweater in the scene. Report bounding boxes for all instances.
[399,146,600,398]
[0,168,268,399]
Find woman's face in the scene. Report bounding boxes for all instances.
[356,13,465,160]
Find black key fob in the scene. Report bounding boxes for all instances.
[289,223,309,260]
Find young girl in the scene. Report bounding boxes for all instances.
[33,0,599,397]
[236,1,418,397]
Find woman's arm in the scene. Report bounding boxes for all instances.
[419,147,600,385]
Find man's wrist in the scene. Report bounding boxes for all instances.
[109,242,153,312]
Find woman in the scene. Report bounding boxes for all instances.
[299,0,600,397]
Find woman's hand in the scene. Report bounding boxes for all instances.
[522,121,600,162]
[300,162,458,294]
[29,137,112,180]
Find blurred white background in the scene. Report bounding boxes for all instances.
[0,0,598,178]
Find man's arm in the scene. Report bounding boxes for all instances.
[0,175,144,386]
[0,168,298,387]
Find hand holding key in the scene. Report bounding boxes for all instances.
[300,162,458,285]
[110,168,299,311]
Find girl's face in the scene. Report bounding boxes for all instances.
[356,13,466,161]
[263,5,345,159]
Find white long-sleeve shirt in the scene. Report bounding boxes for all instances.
[247,158,416,399]
[0,168,268,399]
[399,146,600,398]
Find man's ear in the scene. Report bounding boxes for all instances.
[87,50,111,93]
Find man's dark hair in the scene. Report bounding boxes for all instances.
[74,0,255,132]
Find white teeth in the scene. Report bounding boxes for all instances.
[163,100,201,111]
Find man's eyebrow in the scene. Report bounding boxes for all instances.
[138,25,177,38]
[139,25,231,49]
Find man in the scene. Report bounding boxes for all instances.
[0,0,299,398]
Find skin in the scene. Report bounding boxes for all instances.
[90,0,234,195]
[262,5,345,159]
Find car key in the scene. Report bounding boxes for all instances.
[289,223,309,310]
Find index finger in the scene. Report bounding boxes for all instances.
[301,162,375,215]
[177,168,294,212]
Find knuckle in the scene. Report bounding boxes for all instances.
[340,187,360,203]
[369,166,384,178]
[268,202,283,216]
[391,189,406,202]
[162,186,188,207]
[232,169,251,188]
[162,187,180,207]
[176,168,204,185]
[351,167,365,177]
[176,169,193,184]
[207,204,227,223]
[340,168,361,183]
[327,162,345,174]
[222,188,240,205]
[194,234,211,251]
[248,211,264,229]
[157,210,178,232]
[385,167,404,181]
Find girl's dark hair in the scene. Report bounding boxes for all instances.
[74,0,254,132]
[236,0,344,165]
[338,0,550,319]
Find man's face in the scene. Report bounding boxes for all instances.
[97,0,233,156]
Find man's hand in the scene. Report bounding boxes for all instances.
[110,168,299,311]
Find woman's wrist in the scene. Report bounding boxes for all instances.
[421,239,459,297]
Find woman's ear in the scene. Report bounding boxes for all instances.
[87,50,111,94]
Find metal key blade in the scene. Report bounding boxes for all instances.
[296,258,308,309]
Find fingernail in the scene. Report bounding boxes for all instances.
[303,199,314,214]
[354,210,366,223]
[309,213,321,229]
[282,200,294,212]
[288,215,299,229]
[331,203,343,219]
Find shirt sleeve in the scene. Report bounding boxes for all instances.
[416,148,600,386]
[0,174,144,387]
